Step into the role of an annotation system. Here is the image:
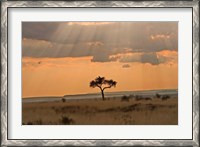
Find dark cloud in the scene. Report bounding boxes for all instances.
[22,22,60,42]
[122,64,131,68]
[119,53,159,64]
[141,53,159,65]
[22,22,178,65]
[22,38,94,58]
[119,52,174,65]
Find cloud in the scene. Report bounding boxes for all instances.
[68,22,113,26]
[122,64,131,68]
[22,38,97,58]
[119,52,159,65]
[91,53,110,62]
[91,51,118,62]
[150,34,170,40]
[87,41,104,47]
[22,22,178,64]
[141,53,159,65]
[22,22,60,43]
[156,50,178,64]
[22,22,178,49]
[113,50,177,65]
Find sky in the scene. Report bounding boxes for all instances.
[22,22,178,98]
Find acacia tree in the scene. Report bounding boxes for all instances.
[89,76,117,100]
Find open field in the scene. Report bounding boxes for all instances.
[22,95,178,125]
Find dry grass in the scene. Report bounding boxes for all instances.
[22,96,178,125]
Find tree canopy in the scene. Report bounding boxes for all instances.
[89,76,117,100]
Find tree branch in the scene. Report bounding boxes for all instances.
[97,85,103,91]
[103,86,112,91]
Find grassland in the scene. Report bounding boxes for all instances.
[22,95,178,125]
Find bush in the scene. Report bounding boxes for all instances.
[60,116,74,125]
[61,98,66,103]
[162,95,170,100]
[156,93,161,98]
[121,95,129,102]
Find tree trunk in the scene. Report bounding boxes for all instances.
[101,89,105,101]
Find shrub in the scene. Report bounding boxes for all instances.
[162,95,170,100]
[156,93,161,98]
[60,116,74,125]
[61,98,66,103]
[121,95,129,102]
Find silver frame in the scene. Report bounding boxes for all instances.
[1,1,199,146]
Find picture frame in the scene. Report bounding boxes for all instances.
[1,0,199,146]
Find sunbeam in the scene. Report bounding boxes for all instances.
[22,21,178,97]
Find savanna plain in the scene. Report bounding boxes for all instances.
[22,94,178,125]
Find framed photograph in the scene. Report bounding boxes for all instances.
[1,0,199,146]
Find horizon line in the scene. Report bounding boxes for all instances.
[22,88,178,99]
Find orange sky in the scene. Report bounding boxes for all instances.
[22,50,178,97]
[22,22,178,97]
